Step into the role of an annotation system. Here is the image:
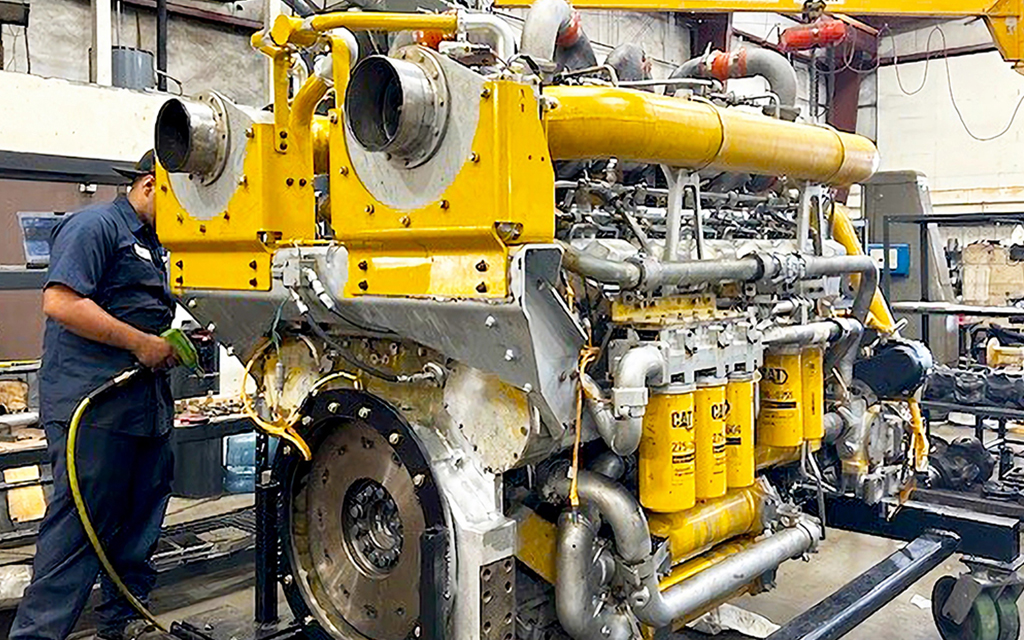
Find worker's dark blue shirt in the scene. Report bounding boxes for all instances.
[39,196,176,437]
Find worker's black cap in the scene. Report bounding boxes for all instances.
[113,149,156,183]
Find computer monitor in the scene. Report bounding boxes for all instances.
[17,212,65,268]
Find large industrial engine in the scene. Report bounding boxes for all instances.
[152,4,932,638]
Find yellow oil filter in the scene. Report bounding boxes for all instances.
[639,384,696,513]
[725,371,756,488]
[758,348,803,448]
[801,346,824,441]
[695,377,728,500]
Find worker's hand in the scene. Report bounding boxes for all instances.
[132,334,178,370]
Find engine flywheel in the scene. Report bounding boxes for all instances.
[276,390,447,640]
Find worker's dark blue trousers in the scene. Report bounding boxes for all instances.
[10,421,173,640]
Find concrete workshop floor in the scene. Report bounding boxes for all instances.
[71,526,967,640]
[710,528,957,640]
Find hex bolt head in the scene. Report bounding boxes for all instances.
[504,349,516,361]
[389,432,402,445]
[358,407,371,418]
[399,215,411,227]
[328,402,340,413]
[476,282,488,293]
[413,474,425,487]
[358,260,368,271]
[476,260,488,272]
[282,574,294,585]
[358,280,369,291]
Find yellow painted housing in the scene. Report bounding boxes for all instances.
[649,483,768,564]
[725,371,756,488]
[155,119,316,293]
[329,72,555,299]
[640,384,697,513]
[514,508,559,584]
[758,349,804,448]
[544,86,878,185]
[694,378,728,500]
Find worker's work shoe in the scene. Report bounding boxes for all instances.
[98,619,151,640]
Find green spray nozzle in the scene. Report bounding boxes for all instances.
[161,327,201,372]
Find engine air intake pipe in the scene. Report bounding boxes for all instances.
[544,85,878,185]
[672,47,798,109]
[561,245,878,324]
[543,462,822,637]
[344,53,449,167]
[521,0,597,72]
[633,515,822,628]
[156,95,229,181]
[580,344,667,457]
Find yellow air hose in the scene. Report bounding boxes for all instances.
[65,366,168,632]
[66,328,201,633]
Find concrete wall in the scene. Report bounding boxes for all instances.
[1,0,268,106]
[875,20,1024,213]
[0,72,170,161]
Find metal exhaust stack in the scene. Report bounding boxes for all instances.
[344,51,450,168]
[155,93,229,183]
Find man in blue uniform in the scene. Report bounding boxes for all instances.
[11,151,179,640]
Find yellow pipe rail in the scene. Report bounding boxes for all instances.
[544,86,879,186]
[262,12,459,48]
[831,203,897,332]
[289,74,331,170]
[312,116,331,175]
[648,483,768,564]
